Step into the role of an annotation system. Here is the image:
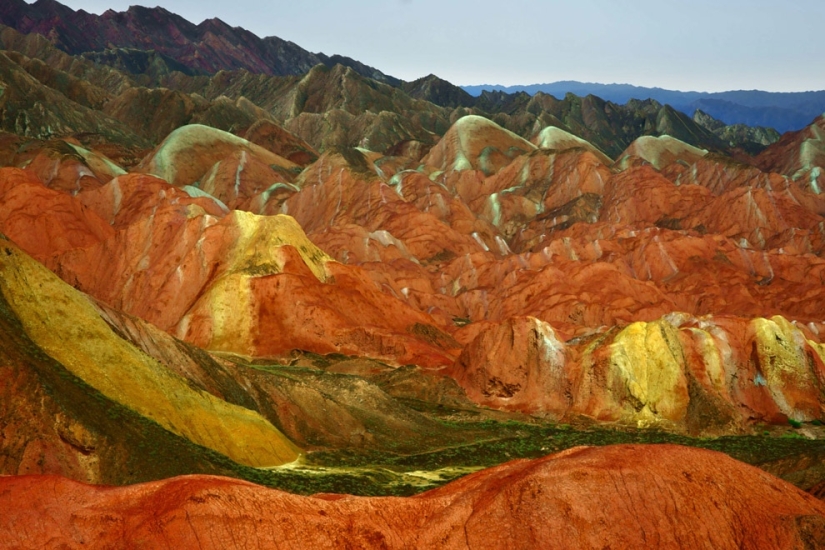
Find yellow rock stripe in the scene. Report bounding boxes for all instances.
[608,320,689,422]
[0,239,301,467]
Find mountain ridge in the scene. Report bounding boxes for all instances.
[462,81,825,133]
[0,0,401,85]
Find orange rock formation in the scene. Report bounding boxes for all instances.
[2,445,824,549]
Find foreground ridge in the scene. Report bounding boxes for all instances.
[2,444,824,549]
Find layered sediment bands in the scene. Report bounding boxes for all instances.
[756,115,825,186]
[532,125,613,165]
[449,317,569,413]
[450,313,825,429]
[0,48,144,146]
[76,173,228,227]
[422,115,536,176]
[0,278,293,485]
[40,173,458,365]
[135,124,298,187]
[617,134,708,170]
[0,167,113,260]
[198,149,295,210]
[3,445,825,549]
[93,303,466,453]
[16,139,126,194]
[2,114,825,430]
[459,148,612,240]
[0,240,301,467]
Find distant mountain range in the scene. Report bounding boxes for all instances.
[0,0,814,142]
[462,82,825,133]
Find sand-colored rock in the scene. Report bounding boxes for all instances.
[2,445,825,549]
[617,134,708,170]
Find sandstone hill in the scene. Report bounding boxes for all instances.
[0,11,825,545]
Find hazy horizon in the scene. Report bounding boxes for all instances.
[28,0,825,93]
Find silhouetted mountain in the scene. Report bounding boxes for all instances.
[402,74,476,108]
[464,81,825,132]
[693,109,780,155]
[686,98,815,133]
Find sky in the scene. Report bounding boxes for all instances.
[46,0,825,92]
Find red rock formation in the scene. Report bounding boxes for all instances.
[2,104,825,432]
[198,149,295,210]
[0,167,113,261]
[0,159,459,367]
[756,115,825,187]
[600,165,713,226]
[76,173,228,227]
[450,316,570,413]
[19,140,124,194]
[449,312,825,429]
[2,445,824,549]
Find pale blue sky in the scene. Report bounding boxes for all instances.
[48,0,825,91]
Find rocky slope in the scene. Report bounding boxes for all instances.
[3,445,825,549]
[756,114,825,194]
[3,116,825,436]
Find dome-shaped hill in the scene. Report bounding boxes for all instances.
[617,134,707,170]
[422,115,536,176]
[533,125,613,165]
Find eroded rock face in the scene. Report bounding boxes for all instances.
[755,114,825,196]
[18,139,125,194]
[450,312,825,431]
[756,115,825,178]
[533,125,613,165]
[241,119,319,166]
[616,134,708,171]
[0,239,301,468]
[0,167,114,260]
[135,124,298,188]
[422,115,536,176]
[450,317,569,413]
[2,445,824,549]
[3,104,825,432]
